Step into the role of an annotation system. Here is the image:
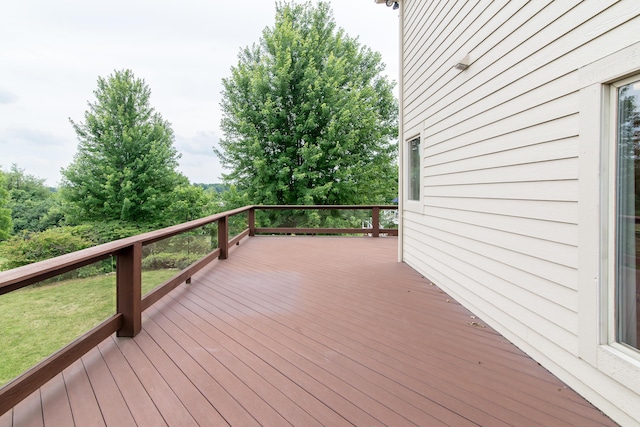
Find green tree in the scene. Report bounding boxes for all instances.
[216,1,398,214]
[161,184,217,225]
[4,164,61,233]
[61,69,185,225]
[0,171,12,240]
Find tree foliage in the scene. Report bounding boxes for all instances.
[4,164,62,233]
[0,172,12,241]
[0,227,92,270]
[161,184,217,224]
[216,1,398,211]
[4,164,50,200]
[194,183,229,194]
[61,69,185,224]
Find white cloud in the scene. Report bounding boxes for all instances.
[175,131,219,157]
[174,131,225,184]
[0,127,75,186]
[0,88,18,104]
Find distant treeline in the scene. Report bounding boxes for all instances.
[194,183,229,193]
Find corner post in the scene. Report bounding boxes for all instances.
[116,242,142,337]
[219,215,229,259]
[248,207,255,236]
[372,207,380,237]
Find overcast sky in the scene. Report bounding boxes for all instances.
[0,0,399,186]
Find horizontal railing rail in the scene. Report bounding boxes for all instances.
[250,205,398,237]
[0,204,397,415]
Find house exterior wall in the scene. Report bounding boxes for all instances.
[397,1,640,425]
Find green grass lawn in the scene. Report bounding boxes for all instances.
[0,269,177,386]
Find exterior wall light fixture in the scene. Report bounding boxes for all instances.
[453,54,471,71]
[374,0,400,10]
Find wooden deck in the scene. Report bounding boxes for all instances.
[0,236,616,426]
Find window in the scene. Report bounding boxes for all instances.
[408,137,420,201]
[614,75,640,351]
[576,41,640,386]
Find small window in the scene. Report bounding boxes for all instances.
[614,76,640,350]
[408,137,421,201]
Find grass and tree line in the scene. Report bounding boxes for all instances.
[0,0,398,384]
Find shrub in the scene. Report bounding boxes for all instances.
[72,221,152,245]
[0,227,93,270]
[141,252,191,270]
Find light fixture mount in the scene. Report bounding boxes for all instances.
[375,0,400,9]
[453,54,471,71]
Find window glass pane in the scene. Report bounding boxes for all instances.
[408,138,420,201]
[616,78,640,350]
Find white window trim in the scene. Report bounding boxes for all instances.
[607,74,640,354]
[578,41,640,395]
[403,124,423,214]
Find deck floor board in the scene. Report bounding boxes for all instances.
[40,371,75,426]
[174,279,426,426]
[145,301,293,426]
[205,272,516,426]
[189,273,482,426]
[96,337,168,427]
[3,236,617,426]
[63,359,104,427]
[152,300,323,427]
[0,411,11,427]
[80,347,136,427]
[11,390,41,427]
[147,301,351,427]
[111,332,198,426]
[141,313,255,426]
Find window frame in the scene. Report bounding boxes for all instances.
[577,41,640,395]
[407,136,421,202]
[403,125,423,214]
[608,74,640,354]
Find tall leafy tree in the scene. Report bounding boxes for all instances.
[216,1,398,210]
[61,69,185,224]
[161,184,216,224]
[0,171,12,240]
[4,164,61,233]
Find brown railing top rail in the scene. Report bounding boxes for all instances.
[256,204,398,210]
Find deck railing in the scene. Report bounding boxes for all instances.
[0,204,397,415]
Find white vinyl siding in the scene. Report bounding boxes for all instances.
[400,0,640,425]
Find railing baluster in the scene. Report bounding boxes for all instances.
[248,207,255,236]
[116,242,142,337]
[218,216,229,259]
[372,207,380,237]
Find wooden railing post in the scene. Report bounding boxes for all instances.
[116,242,142,337]
[248,207,255,236]
[372,207,380,237]
[219,215,229,259]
